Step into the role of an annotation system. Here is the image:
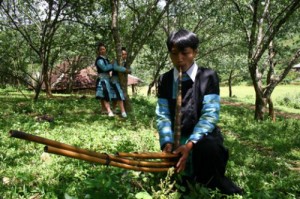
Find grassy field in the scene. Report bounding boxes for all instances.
[0,86,299,198]
[136,84,300,114]
[220,85,300,114]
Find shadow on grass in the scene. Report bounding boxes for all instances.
[221,104,300,198]
[1,94,157,133]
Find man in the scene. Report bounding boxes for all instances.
[156,29,243,195]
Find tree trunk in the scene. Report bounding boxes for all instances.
[34,82,42,102]
[267,97,275,121]
[228,69,233,97]
[147,81,155,96]
[44,71,52,97]
[254,93,266,120]
[41,54,52,97]
[110,0,132,112]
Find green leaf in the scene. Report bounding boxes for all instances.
[135,191,152,199]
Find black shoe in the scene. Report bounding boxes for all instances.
[217,176,243,195]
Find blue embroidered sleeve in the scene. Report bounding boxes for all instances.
[156,98,174,148]
[113,62,126,72]
[188,94,220,142]
[97,59,113,72]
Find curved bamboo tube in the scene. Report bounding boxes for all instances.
[116,152,179,159]
[9,130,179,171]
[45,146,171,172]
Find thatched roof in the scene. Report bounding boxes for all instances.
[49,59,142,91]
[127,74,143,86]
[50,65,97,91]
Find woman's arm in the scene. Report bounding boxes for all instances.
[97,59,113,72]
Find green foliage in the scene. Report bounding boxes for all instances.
[150,168,180,199]
[0,89,300,198]
[219,105,300,199]
[276,92,300,109]
[281,70,300,85]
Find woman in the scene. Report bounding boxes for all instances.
[110,47,131,118]
[95,42,114,117]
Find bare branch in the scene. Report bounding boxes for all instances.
[232,0,251,42]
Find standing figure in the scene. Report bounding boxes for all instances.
[110,47,130,118]
[95,42,114,117]
[156,29,243,195]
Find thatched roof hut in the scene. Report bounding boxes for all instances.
[49,59,142,92]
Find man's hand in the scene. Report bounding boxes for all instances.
[173,141,193,173]
[125,69,131,74]
[162,143,173,153]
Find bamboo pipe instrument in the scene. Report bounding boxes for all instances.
[173,67,182,149]
[44,145,177,168]
[116,152,178,159]
[45,146,171,172]
[9,130,179,171]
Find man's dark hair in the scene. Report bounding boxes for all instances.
[166,29,199,52]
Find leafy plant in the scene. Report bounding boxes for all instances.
[276,92,300,109]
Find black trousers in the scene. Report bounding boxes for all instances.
[192,129,229,188]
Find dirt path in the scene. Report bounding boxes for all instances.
[222,100,300,120]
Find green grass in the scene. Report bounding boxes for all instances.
[0,87,299,198]
[220,85,300,114]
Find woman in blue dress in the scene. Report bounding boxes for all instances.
[110,47,131,118]
[95,43,115,116]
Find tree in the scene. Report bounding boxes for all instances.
[231,0,300,120]
[52,23,95,93]
[0,0,61,100]
[106,0,176,111]
[138,0,241,96]
[0,0,90,100]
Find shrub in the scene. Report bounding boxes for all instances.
[276,92,300,109]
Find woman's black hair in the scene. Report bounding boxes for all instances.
[96,42,106,55]
[97,42,105,49]
[166,29,199,52]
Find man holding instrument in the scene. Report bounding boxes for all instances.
[156,29,243,195]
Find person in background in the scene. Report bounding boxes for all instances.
[156,29,243,195]
[95,42,115,117]
[110,47,131,118]
[121,47,130,70]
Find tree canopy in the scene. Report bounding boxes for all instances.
[1,0,299,120]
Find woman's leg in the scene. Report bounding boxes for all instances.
[118,100,127,117]
[103,100,113,116]
[100,100,106,113]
